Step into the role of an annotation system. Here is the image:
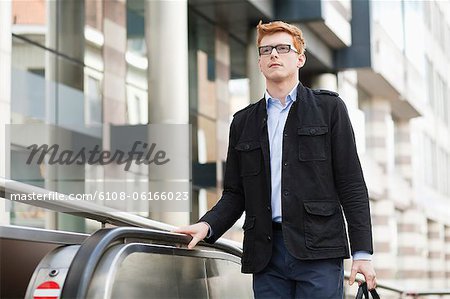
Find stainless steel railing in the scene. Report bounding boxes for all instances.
[0,178,242,257]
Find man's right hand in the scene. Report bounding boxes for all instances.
[172,222,210,249]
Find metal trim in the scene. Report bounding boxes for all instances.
[0,225,88,244]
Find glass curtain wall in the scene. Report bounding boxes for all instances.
[188,8,217,221]
[9,0,123,232]
[188,6,249,230]
[11,0,93,230]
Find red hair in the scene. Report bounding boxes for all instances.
[256,20,306,55]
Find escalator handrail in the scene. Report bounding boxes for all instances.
[0,178,242,252]
[60,226,242,299]
[0,178,173,230]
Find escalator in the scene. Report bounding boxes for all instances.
[0,179,253,299]
[22,227,252,299]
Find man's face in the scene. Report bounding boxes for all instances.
[258,32,305,83]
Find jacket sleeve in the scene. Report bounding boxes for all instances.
[198,117,245,243]
[331,97,374,254]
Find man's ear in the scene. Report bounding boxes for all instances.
[298,53,306,68]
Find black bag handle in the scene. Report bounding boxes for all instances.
[355,282,380,299]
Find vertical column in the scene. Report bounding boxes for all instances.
[361,97,392,175]
[445,226,450,288]
[145,0,189,124]
[427,220,446,288]
[311,73,337,91]
[370,199,397,282]
[145,0,189,226]
[394,120,413,185]
[0,0,12,224]
[46,0,86,232]
[338,71,366,153]
[247,28,265,103]
[397,207,428,289]
[46,0,85,90]
[101,0,128,214]
[215,27,230,188]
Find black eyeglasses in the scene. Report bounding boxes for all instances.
[258,44,299,56]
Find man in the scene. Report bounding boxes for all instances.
[175,20,376,298]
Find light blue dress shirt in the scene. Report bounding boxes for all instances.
[265,85,297,223]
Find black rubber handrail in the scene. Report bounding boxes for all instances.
[60,226,241,299]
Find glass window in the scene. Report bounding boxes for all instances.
[437,148,446,194]
[423,0,431,30]
[448,153,450,196]
[85,0,103,31]
[229,79,250,117]
[404,1,425,73]
[423,135,433,187]
[197,115,217,163]
[431,140,437,189]
[197,50,217,120]
[126,85,148,124]
[126,0,148,125]
[443,82,448,125]
[9,148,46,228]
[85,75,102,125]
[425,57,434,108]
[188,8,216,119]
[371,0,404,51]
[229,36,249,117]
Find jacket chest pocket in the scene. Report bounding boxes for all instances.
[235,141,262,176]
[297,126,328,161]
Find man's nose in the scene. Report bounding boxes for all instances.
[270,47,279,57]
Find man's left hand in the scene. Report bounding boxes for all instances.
[349,260,377,290]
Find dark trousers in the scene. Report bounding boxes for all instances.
[253,230,344,299]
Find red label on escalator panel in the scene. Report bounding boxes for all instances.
[33,281,61,299]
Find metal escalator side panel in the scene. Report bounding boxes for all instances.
[86,243,217,299]
[24,245,80,299]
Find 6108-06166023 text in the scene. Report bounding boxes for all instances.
[8,191,189,202]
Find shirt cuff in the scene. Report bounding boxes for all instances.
[201,221,213,238]
[352,251,372,261]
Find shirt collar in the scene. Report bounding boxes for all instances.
[264,82,299,108]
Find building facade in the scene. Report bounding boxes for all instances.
[0,0,449,295]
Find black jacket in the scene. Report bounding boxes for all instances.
[199,82,373,274]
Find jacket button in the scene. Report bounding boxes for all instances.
[267,236,271,242]
[284,133,288,137]
[244,144,250,150]
[310,128,316,135]
[283,162,288,167]
[267,206,271,211]
[283,191,289,196]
